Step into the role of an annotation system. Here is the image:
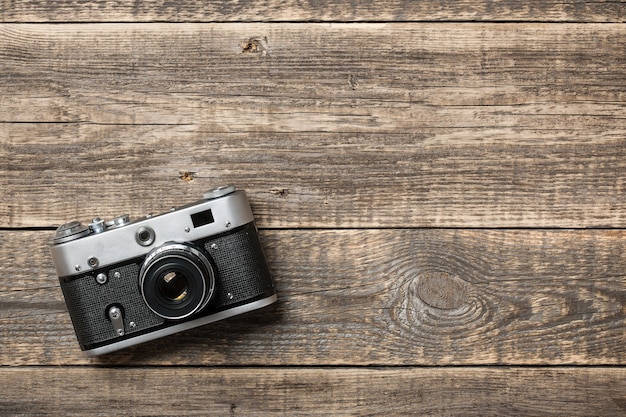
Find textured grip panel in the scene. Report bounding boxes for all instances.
[60,264,164,347]
[204,222,275,307]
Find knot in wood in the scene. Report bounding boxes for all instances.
[415,271,469,310]
[241,37,269,56]
[270,188,290,198]
[179,171,196,181]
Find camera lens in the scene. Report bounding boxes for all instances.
[139,243,215,320]
[157,271,189,301]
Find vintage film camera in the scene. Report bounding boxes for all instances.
[50,186,276,356]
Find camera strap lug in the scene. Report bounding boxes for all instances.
[107,306,125,337]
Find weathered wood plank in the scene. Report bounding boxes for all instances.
[3,124,626,228]
[1,367,625,416]
[1,1,624,23]
[2,23,625,228]
[2,24,625,124]
[1,229,624,366]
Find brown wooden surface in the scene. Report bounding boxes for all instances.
[2,24,625,228]
[1,1,625,23]
[1,2,625,416]
[1,367,625,416]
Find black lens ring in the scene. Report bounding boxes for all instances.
[144,258,203,316]
[139,243,216,320]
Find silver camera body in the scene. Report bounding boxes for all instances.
[50,186,276,356]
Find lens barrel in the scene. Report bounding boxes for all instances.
[139,243,216,320]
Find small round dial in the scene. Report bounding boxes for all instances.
[53,221,90,243]
[89,217,106,234]
[202,185,236,200]
[105,214,130,229]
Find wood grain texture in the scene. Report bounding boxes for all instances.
[1,0,625,23]
[2,229,624,366]
[2,6,626,415]
[1,367,625,416]
[2,24,626,228]
[3,24,625,124]
[4,125,626,229]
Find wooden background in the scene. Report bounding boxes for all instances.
[1,1,625,415]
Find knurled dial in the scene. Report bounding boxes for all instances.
[53,221,90,243]
[105,214,131,229]
[203,185,236,200]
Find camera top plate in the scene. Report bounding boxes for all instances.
[50,187,254,278]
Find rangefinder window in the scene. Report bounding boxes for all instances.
[191,209,214,228]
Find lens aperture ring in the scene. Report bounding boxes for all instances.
[139,243,216,320]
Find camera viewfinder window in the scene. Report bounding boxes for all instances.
[191,209,215,228]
